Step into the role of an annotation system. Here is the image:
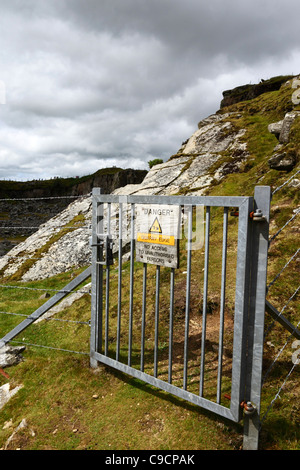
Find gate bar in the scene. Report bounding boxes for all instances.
[116,202,123,361]
[200,206,210,397]
[92,350,236,422]
[154,265,160,378]
[217,207,228,404]
[128,204,135,367]
[140,263,147,371]
[183,205,193,390]
[105,203,111,356]
[90,187,104,367]
[168,268,175,384]
[243,186,271,450]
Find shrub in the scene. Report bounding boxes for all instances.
[148,158,163,169]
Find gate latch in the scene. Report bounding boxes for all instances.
[250,209,266,222]
[90,233,114,266]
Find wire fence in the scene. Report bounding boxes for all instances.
[0,192,92,356]
[259,166,300,432]
[0,174,299,447]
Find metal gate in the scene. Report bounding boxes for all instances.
[89,186,271,450]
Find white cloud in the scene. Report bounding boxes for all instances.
[0,0,299,180]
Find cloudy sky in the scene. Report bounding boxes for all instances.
[0,0,299,181]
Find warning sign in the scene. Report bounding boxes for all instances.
[149,217,162,234]
[135,204,180,268]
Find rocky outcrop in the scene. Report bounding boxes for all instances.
[268,111,300,144]
[220,75,295,108]
[0,110,249,281]
[268,111,300,171]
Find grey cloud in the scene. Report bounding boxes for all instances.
[0,0,299,180]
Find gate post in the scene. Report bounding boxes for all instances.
[90,188,103,368]
[243,186,271,450]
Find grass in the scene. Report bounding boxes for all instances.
[0,195,298,450]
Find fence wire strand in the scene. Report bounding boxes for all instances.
[267,248,300,292]
[0,194,91,202]
[272,168,300,196]
[269,208,300,244]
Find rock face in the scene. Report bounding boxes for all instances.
[0,111,249,281]
[220,75,295,108]
[268,111,300,144]
[268,110,300,171]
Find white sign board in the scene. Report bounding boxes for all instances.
[135,204,180,268]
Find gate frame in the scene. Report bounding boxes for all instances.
[89,186,271,450]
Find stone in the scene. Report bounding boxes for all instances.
[0,383,24,411]
[268,152,297,171]
[0,345,25,368]
[268,112,300,144]
[268,120,283,138]
[279,112,300,143]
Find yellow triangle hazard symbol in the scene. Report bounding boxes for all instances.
[149,217,162,233]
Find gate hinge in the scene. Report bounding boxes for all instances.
[240,401,257,415]
[250,209,266,222]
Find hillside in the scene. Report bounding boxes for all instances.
[0,74,299,450]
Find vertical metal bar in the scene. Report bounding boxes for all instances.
[230,197,252,422]
[243,186,271,450]
[183,205,193,390]
[199,206,210,397]
[154,265,160,378]
[217,207,228,403]
[140,263,147,372]
[116,202,123,361]
[168,268,175,384]
[128,203,135,367]
[105,203,111,356]
[90,188,103,368]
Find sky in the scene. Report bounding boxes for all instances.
[0,0,300,181]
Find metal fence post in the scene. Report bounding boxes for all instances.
[243,186,271,450]
[90,188,103,368]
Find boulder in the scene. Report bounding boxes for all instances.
[0,345,25,368]
[268,151,297,172]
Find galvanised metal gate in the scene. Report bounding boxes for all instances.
[89,186,271,450]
